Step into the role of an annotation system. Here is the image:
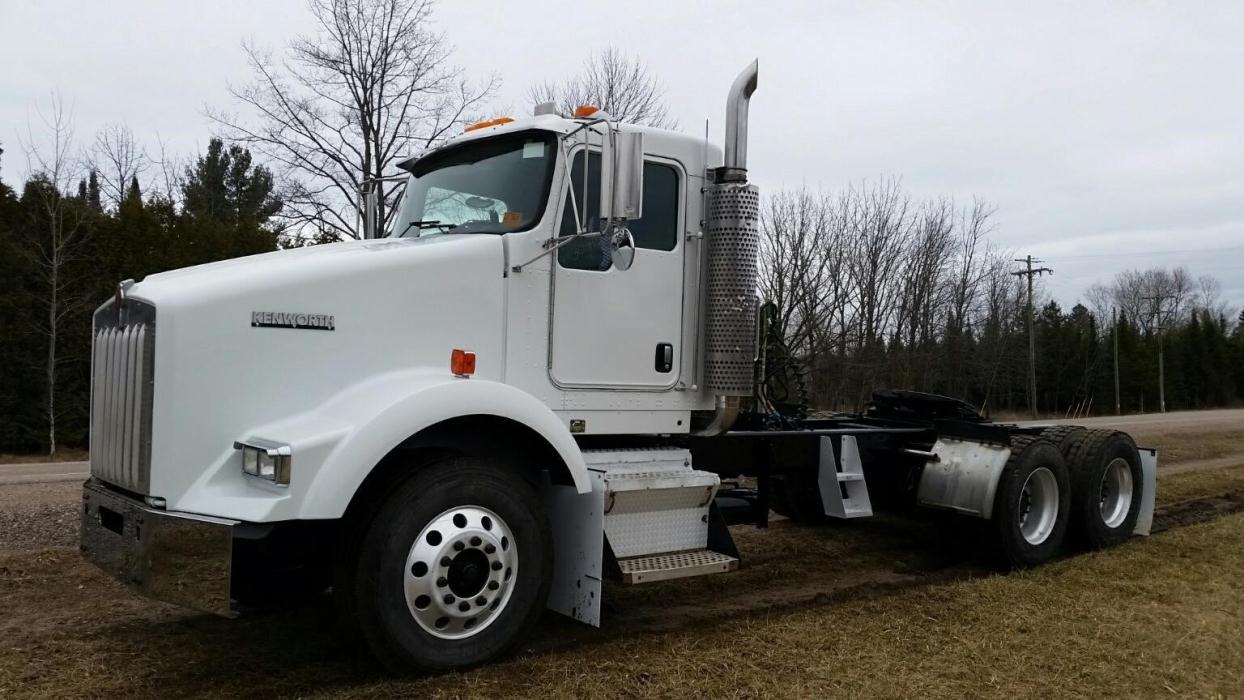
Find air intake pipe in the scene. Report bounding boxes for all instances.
[697,60,760,436]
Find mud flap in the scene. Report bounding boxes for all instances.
[1133,448,1158,536]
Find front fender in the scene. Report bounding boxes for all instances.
[172,371,587,522]
[298,372,589,519]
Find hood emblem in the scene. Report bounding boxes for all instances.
[251,311,335,331]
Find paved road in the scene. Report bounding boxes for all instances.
[0,409,1239,485]
[0,460,89,485]
[1018,407,1244,432]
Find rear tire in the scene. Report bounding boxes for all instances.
[1065,429,1142,549]
[349,457,551,673]
[1040,425,1087,456]
[992,436,1071,567]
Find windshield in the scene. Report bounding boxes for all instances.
[393,131,557,238]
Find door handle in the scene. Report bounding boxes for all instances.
[655,343,673,373]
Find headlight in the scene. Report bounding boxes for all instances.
[233,438,292,486]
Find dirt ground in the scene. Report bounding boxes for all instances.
[2,424,1243,697]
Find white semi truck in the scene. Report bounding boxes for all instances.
[80,61,1155,673]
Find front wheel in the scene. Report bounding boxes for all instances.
[992,436,1071,567]
[349,457,551,673]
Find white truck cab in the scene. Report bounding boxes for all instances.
[80,61,1155,674]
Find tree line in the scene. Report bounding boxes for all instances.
[759,180,1244,417]
[0,102,281,453]
[3,0,1241,455]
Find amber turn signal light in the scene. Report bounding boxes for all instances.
[451,348,476,377]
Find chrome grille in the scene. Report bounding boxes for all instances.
[703,182,760,395]
[90,296,155,494]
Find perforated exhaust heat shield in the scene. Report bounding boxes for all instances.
[703,181,760,395]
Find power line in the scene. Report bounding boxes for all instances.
[1043,244,1244,261]
[1012,255,1054,419]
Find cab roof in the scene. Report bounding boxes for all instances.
[398,113,715,172]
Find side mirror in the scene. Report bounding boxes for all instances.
[600,130,643,222]
[605,225,635,271]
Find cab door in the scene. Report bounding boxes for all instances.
[549,151,684,389]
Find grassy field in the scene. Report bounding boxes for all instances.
[1,459,1243,698]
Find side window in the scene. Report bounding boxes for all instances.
[558,152,680,270]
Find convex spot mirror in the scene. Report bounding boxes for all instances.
[606,225,635,271]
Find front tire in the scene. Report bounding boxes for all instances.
[992,436,1071,567]
[350,457,551,673]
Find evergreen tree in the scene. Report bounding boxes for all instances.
[86,170,102,211]
[125,175,142,206]
[182,138,281,227]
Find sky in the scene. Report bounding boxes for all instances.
[3,0,1243,311]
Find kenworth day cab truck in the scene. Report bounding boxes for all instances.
[81,61,1156,673]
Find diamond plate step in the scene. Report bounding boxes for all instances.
[617,549,739,584]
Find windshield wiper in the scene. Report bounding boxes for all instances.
[398,220,457,237]
[397,220,453,237]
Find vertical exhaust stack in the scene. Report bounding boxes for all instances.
[699,60,760,434]
[722,59,759,182]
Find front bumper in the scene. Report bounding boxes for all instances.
[80,479,238,616]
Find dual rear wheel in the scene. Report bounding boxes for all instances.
[995,428,1144,567]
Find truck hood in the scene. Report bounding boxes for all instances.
[134,235,491,304]
[126,234,508,502]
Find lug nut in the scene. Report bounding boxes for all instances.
[440,556,452,566]
[469,536,481,547]
[436,577,448,588]
[487,581,499,591]
[458,601,470,612]
[491,561,503,571]
[484,544,496,554]
[443,594,455,604]
[453,541,465,551]
[475,596,487,606]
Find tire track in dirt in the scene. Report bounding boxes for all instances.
[1150,490,1244,532]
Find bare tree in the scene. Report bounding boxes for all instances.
[529,47,676,129]
[18,95,91,455]
[150,133,187,205]
[210,0,496,242]
[1093,266,1196,332]
[90,122,149,208]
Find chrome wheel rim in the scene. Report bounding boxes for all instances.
[403,505,517,640]
[1017,467,1059,546]
[1099,458,1134,529]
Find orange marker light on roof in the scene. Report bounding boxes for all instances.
[463,116,515,133]
[451,348,476,377]
[573,105,600,118]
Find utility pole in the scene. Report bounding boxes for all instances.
[1143,294,1176,413]
[1112,306,1121,415]
[1012,255,1054,419]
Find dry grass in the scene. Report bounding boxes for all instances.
[388,515,1244,699]
[2,465,1243,698]
[1128,427,1244,465]
[0,447,89,464]
[1156,462,1244,504]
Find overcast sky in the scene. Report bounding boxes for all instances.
[3,0,1243,311]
